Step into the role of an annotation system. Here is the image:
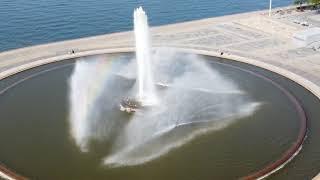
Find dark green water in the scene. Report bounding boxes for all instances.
[0,54,314,179]
[216,57,320,180]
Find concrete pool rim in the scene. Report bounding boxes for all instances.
[0,47,313,180]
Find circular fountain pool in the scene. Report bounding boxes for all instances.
[0,51,314,179]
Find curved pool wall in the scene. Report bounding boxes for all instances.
[0,52,307,179]
[210,61,307,180]
[0,46,318,179]
[0,163,27,180]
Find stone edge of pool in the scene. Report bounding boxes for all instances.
[0,46,315,180]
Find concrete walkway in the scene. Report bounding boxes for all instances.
[0,6,320,180]
[1,7,320,87]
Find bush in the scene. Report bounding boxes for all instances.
[294,0,320,10]
[309,0,320,4]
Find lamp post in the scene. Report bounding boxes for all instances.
[269,0,272,17]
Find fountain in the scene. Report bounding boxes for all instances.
[0,6,313,180]
[120,7,158,112]
[68,7,259,167]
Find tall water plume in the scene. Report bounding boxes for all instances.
[134,7,158,105]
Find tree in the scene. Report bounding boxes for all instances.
[309,0,320,10]
[294,0,320,10]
